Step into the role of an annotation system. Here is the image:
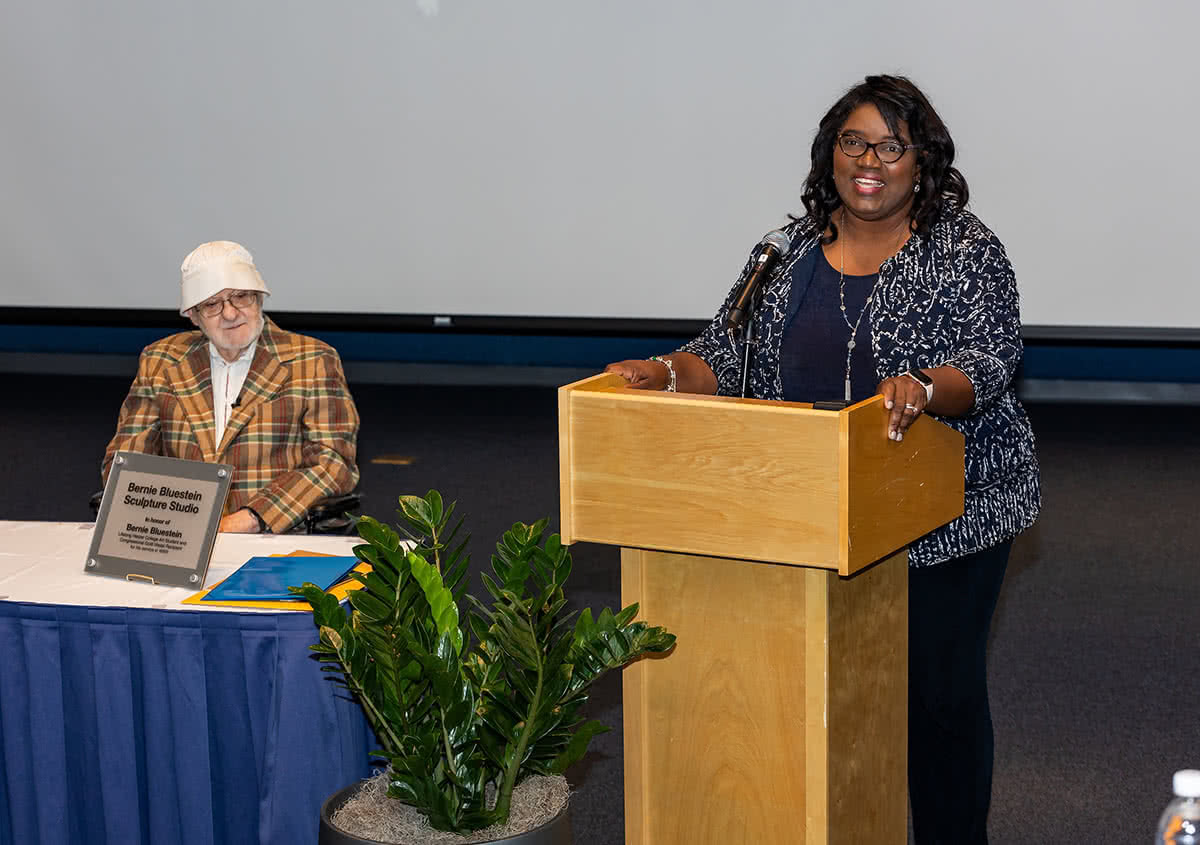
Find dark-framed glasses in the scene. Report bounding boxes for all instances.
[195,290,259,317]
[837,134,920,164]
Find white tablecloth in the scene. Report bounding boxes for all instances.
[0,520,359,609]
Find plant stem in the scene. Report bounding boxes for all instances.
[493,612,543,823]
[351,678,404,757]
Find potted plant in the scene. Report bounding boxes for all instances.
[295,491,675,844]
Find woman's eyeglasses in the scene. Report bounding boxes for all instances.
[837,134,920,164]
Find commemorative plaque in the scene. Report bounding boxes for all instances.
[86,451,233,588]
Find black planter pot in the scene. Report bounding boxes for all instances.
[318,781,573,845]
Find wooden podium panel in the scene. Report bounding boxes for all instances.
[560,379,840,568]
[621,547,907,845]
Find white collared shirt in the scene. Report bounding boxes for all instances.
[209,340,257,447]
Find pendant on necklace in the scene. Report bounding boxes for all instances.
[847,340,856,349]
[844,378,852,403]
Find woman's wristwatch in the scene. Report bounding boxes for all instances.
[904,368,934,403]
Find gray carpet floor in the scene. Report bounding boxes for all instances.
[2,373,1196,844]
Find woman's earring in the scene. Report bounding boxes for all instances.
[913,181,921,193]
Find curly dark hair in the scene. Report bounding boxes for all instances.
[798,75,968,243]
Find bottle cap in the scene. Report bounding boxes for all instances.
[1174,770,1200,797]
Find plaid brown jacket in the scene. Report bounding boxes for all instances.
[102,319,360,533]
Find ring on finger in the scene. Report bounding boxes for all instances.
[904,403,919,412]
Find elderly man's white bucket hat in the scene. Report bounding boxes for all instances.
[179,241,271,315]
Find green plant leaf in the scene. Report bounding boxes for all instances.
[426,489,444,527]
[347,587,392,622]
[397,494,434,530]
[357,516,402,552]
[408,551,464,654]
[613,603,639,628]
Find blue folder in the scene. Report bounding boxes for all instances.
[201,555,361,602]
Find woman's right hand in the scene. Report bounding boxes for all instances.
[605,358,670,390]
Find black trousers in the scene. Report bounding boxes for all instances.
[908,540,1012,845]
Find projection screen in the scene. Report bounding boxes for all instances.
[0,0,1195,331]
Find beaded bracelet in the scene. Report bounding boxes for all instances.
[649,356,677,392]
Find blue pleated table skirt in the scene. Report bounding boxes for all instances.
[0,602,374,845]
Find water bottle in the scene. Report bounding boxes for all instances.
[1158,770,1200,844]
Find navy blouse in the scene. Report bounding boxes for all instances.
[679,206,1041,566]
[779,251,878,404]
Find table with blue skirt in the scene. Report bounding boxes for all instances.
[0,522,374,845]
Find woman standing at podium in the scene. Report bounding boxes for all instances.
[606,74,1040,845]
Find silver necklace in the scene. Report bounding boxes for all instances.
[837,209,884,402]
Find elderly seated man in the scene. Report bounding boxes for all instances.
[102,241,360,533]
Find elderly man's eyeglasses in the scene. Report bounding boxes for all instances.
[195,291,259,318]
[837,134,920,164]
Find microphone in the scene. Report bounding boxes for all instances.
[231,393,242,408]
[726,229,791,331]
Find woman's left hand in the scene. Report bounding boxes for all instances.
[877,375,928,441]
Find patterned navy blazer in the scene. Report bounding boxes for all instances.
[679,207,1040,566]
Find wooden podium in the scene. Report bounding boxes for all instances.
[558,373,965,845]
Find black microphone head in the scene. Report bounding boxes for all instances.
[760,229,791,254]
[727,229,793,331]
